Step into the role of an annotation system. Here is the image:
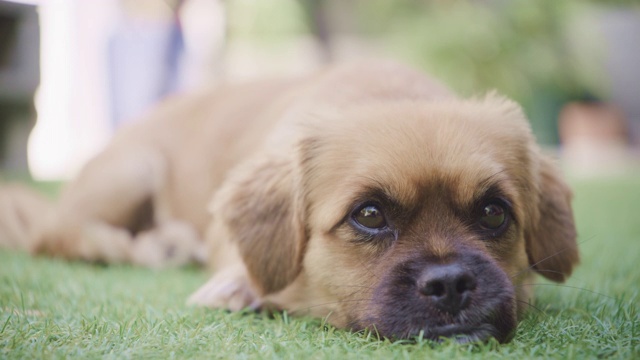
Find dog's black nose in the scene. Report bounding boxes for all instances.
[417,263,477,315]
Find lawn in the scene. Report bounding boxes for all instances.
[1,174,639,359]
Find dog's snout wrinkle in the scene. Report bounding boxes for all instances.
[417,263,476,316]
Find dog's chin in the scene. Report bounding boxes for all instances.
[413,323,508,344]
[354,301,517,344]
[361,314,515,344]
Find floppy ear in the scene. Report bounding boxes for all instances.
[212,151,306,295]
[525,155,579,282]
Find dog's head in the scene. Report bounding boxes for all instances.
[216,94,578,343]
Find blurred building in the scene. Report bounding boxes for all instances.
[0,0,38,174]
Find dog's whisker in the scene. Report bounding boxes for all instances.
[510,268,567,279]
[328,284,375,290]
[296,284,372,306]
[356,258,382,282]
[291,298,375,313]
[516,283,613,300]
[515,299,547,316]
[509,236,595,280]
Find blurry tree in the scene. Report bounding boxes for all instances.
[350,0,618,144]
[225,0,637,144]
[299,0,333,62]
[226,0,310,44]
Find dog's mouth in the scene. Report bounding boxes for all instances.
[409,322,508,344]
[361,308,515,344]
[421,323,496,343]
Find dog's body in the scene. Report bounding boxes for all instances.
[0,61,578,342]
[23,78,303,266]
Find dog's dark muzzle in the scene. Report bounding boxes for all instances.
[360,250,518,343]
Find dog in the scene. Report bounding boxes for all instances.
[0,61,578,343]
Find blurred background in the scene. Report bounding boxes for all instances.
[0,0,639,181]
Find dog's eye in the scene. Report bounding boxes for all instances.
[479,203,506,230]
[353,205,387,229]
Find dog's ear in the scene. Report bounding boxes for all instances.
[525,155,579,282]
[212,150,306,296]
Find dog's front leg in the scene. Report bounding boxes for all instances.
[130,220,206,268]
[187,234,262,311]
[32,146,166,264]
[187,263,262,311]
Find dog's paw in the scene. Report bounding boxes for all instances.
[131,221,204,268]
[187,266,261,311]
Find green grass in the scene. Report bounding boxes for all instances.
[1,175,639,359]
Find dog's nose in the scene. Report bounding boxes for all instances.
[417,263,477,315]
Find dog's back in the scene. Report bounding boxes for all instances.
[0,60,454,266]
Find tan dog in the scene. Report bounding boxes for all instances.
[0,61,578,342]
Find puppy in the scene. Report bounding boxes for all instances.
[0,61,578,342]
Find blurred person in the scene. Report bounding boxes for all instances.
[109,0,226,127]
[28,0,225,180]
[108,0,185,127]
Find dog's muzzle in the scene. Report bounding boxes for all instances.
[359,250,518,343]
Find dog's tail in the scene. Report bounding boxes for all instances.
[0,184,53,251]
